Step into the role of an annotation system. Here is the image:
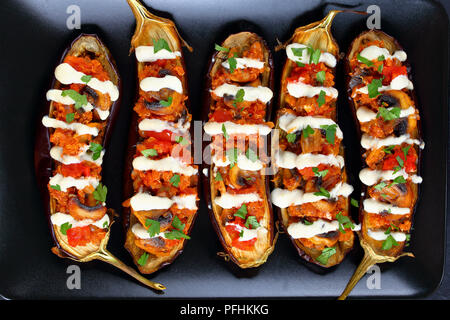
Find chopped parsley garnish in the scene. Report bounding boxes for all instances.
[286,132,297,143]
[381,234,399,250]
[222,124,229,140]
[405,234,411,247]
[137,252,149,266]
[317,90,326,107]
[402,145,411,158]
[393,156,404,173]
[350,198,359,208]
[159,96,173,107]
[233,88,245,107]
[66,113,75,123]
[226,148,238,168]
[303,220,313,225]
[377,107,400,121]
[245,215,260,229]
[145,219,160,237]
[170,174,181,187]
[172,215,185,232]
[102,221,109,229]
[377,55,385,61]
[291,47,306,57]
[320,124,337,145]
[81,75,92,83]
[309,47,321,65]
[93,183,107,203]
[314,187,330,198]
[239,230,244,238]
[245,148,258,162]
[215,44,229,52]
[50,184,61,191]
[336,212,355,234]
[383,145,395,154]
[316,70,326,84]
[357,54,374,67]
[164,229,190,240]
[89,142,103,160]
[175,136,189,146]
[374,181,387,191]
[141,148,158,157]
[368,78,383,98]
[378,64,383,73]
[312,167,328,178]
[228,53,238,73]
[387,175,407,188]
[316,247,336,265]
[233,204,247,219]
[61,89,88,110]
[302,125,315,139]
[215,172,223,181]
[153,38,171,53]
[296,61,305,67]
[60,222,72,235]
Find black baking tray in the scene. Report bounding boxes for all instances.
[0,0,447,299]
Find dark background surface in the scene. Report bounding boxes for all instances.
[0,0,448,299]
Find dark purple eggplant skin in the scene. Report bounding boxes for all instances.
[345,29,423,256]
[33,33,122,260]
[200,33,276,267]
[122,46,200,272]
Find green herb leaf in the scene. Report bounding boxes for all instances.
[164,229,190,240]
[60,222,72,235]
[239,229,244,238]
[175,136,189,146]
[61,89,88,110]
[145,219,160,237]
[296,61,305,67]
[137,252,149,266]
[233,88,245,107]
[172,215,185,231]
[387,175,407,188]
[228,53,238,73]
[170,174,181,187]
[357,54,374,67]
[226,148,238,168]
[141,148,158,157]
[233,204,247,219]
[336,212,355,234]
[286,132,297,143]
[303,220,313,225]
[153,38,171,53]
[317,90,326,107]
[314,187,330,198]
[215,44,229,52]
[302,125,315,139]
[377,55,385,61]
[245,148,258,162]
[350,198,359,208]
[316,247,336,265]
[159,96,173,107]
[374,181,387,191]
[93,183,107,203]
[222,123,229,140]
[316,70,326,84]
[383,145,395,154]
[320,124,337,145]
[291,47,306,57]
[378,64,383,73]
[50,184,61,191]
[368,78,383,98]
[89,142,103,160]
[102,221,109,229]
[381,234,399,250]
[66,113,75,123]
[310,48,321,65]
[215,172,223,181]
[81,75,92,83]
[312,167,328,178]
[377,107,401,121]
[402,145,411,158]
[245,215,260,229]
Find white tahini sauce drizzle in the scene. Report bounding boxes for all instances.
[361,133,423,150]
[271,183,353,209]
[131,223,167,240]
[132,156,197,176]
[359,168,423,186]
[358,45,407,62]
[130,193,197,211]
[354,75,414,97]
[138,118,190,134]
[211,83,273,103]
[204,121,272,136]
[49,173,99,192]
[135,45,181,62]
[287,78,338,99]
[222,58,264,70]
[367,229,406,242]
[224,222,268,242]
[140,75,183,93]
[212,153,263,171]
[356,106,416,123]
[275,151,344,170]
[214,192,262,209]
[51,212,109,229]
[363,198,410,215]
[50,146,104,166]
[278,113,343,138]
[42,116,99,136]
[286,43,337,68]
[54,63,119,101]
[287,218,339,239]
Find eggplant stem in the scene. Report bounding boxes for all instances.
[338,234,413,300]
[127,0,193,52]
[94,247,166,291]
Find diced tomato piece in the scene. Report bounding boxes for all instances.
[382,65,407,84]
[142,130,173,142]
[66,226,92,247]
[210,108,234,122]
[382,146,417,173]
[60,163,91,178]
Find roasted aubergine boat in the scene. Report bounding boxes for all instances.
[34,34,164,290]
[123,0,199,274]
[271,11,357,268]
[339,29,423,299]
[202,32,276,268]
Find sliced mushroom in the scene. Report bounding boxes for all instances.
[377,90,413,110]
[228,165,254,189]
[67,196,107,221]
[133,209,174,232]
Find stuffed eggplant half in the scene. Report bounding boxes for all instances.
[347,30,424,256]
[123,0,199,274]
[35,34,120,259]
[202,32,276,268]
[271,11,357,267]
